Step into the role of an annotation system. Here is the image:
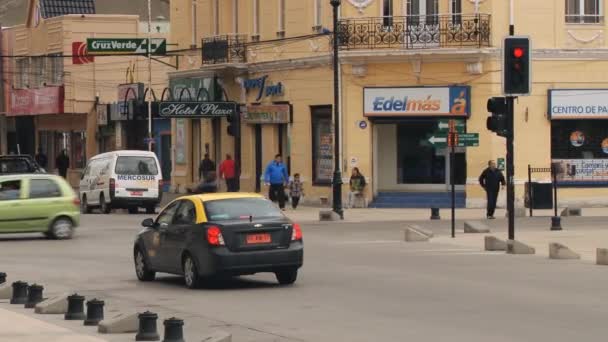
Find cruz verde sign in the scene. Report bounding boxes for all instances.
[86,38,167,55]
[159,102,237,118]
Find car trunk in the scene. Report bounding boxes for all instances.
[214,218,293,252]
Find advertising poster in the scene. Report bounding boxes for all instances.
[553,159,608,183]
[175,119,186,165]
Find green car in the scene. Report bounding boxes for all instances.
[0,174,80,239]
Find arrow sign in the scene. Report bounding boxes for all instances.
[437,119,466,133]
[427,133,479,147]
[428,135,447,145]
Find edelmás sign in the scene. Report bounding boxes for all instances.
[363,86,471,118]
[158,102,237,118]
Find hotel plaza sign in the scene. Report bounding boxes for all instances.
[158,102,237,118]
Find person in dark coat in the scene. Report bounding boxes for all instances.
[56,149,70,179]
[198,153,216,182]
[35,147,48,169]
[479,160,506,219]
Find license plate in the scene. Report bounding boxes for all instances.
[131,191,143,196]
[246,233,271,244]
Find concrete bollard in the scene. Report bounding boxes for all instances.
[484,236,507,251]
[10,281,28,305]
[98,312,138,334]
[464,221,491,233]
[136,311,160,341]
[25,284,44,309]
[0,272,6,285]
[162,317,185,342]
[404,225,433,242]
[506,240,536,255]
[35,294,69,314]
[550,216,563,231]
[65,294,86,320]
[84,299,105,326]
[430,208,440,220]
[596,248,608,265]
[549,243,580,260]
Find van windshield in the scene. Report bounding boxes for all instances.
[115,156,158,176]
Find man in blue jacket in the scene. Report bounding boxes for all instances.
[264,154,289,209]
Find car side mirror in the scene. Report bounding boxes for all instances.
[141,218,155,228]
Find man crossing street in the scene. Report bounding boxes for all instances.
[479,160,506,220]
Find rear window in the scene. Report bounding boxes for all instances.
[114,156,158,176]
[0,159,30,174]
[204,198,284,221]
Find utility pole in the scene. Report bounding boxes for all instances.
[506,0,515,240]
[330,0,343,219]
[147,0,153,152]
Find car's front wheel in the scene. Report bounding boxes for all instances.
[134,248,155,281]
[275,268,298,285]
[99,194,111,214]
[183,255,201,289]
[48,217,74,240]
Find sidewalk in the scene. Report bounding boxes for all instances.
[0,307,108,342]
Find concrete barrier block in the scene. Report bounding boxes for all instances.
[98,312,138,334]
[505,207,526,218]
[549,243,580,260]
[464,221,490,234]
[561,207,582,217]
[484,236,507,251]
[319,210,341,221]
[506,240,536,255]
[596,248,608,265]
[201,330,232,342]
[35,294,69,314]
[404,225,433,242]
[0,284,12,299]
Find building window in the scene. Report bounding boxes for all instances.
[277,0,286,37]
[314,0,323,31]
[30,57,44,88]
[214,0,220,35]
[311,106,333,186]
[253,0,260,40]
[233,0,239,33]
[451,0,462,25]
[566,0,602,24]
[15,58,29,89]
[46,54,63,85]
[383,0,394,27]
[407,0,438,26]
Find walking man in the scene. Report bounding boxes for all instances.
[56,149,70,179]
[35,147,48,170]
[264,154,289,210]
[479,160,506,219]
[219,154,238,192]
[198,153,216,182]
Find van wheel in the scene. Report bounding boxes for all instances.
[99,194,111,214]
[128,206,138,214]
[145,205,156,214]
[80,195,91,214]
[48,217,74,240]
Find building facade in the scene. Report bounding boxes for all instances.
[2,0,171,187]
[166,0,608,208]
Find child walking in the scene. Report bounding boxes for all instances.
[289,173,304,209]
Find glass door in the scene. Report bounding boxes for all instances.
[405,0,439,48]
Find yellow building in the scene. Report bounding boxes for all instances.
[2,0,171,187]
[167,0,608,208]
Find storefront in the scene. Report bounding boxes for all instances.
[366,86,471,193]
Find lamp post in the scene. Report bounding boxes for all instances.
[330,0,343,219]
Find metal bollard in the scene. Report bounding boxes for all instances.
[65,294,86,320]
[136,311,160,341]
[551,216,563,231]
[0,272,6,285]
[430,208,441,220]
[10,281,28,304]
[162,317,184,342]
[84,299,105,326]
[25,284,44,308]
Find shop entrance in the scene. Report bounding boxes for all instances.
[374,120,466,192]
[253,123,288,193]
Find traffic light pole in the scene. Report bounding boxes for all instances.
[506,97,515,241]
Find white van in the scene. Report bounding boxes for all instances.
[79,150,163,214]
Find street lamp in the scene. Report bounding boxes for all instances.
[330,0,344,219]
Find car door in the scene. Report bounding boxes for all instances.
[25,178,66,231]
[164,200,197,273]
[0,179,26,232]
[152,201,180,271]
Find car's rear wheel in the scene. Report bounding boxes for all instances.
[275,268,298,285]
[134,248,155,281]
[48,217,74,240]
[99,194,111,214]
[183,255,201,289]
[145,205,156,214]
[80,195,91,214]
[128,206,138,214]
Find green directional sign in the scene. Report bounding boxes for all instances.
[437,119,466,133]
[427,133,479,148]
[87,38,167,55]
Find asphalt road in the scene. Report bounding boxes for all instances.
[0,213,607,342]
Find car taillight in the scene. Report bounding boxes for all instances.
[158,179,163,190]
[72,197,80,206]
[291,223,303,241]
[206,226,225,246]
[109,178,116,195]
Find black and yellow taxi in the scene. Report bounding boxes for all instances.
[133,193,303,288]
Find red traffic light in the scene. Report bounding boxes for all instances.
[513,47,525,58]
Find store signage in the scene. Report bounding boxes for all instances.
[244,104,290,124]
[244,75,284,101]
[158,102,237,118]
[553,159,608,184]
[549,89,608,119]
[363,86,471,118]
[8,86,64,116]
[427,133,479,148]
[86,38,167,55]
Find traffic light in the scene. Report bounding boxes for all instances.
[227,110,240,136]
[486,97,508,137]
[503,36,531,96]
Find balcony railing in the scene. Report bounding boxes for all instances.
[338,14,491,50]
[202,34,247,65]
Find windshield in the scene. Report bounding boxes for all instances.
[115,156,158,176]
[204,198,284,221]
[0,159,30,174]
